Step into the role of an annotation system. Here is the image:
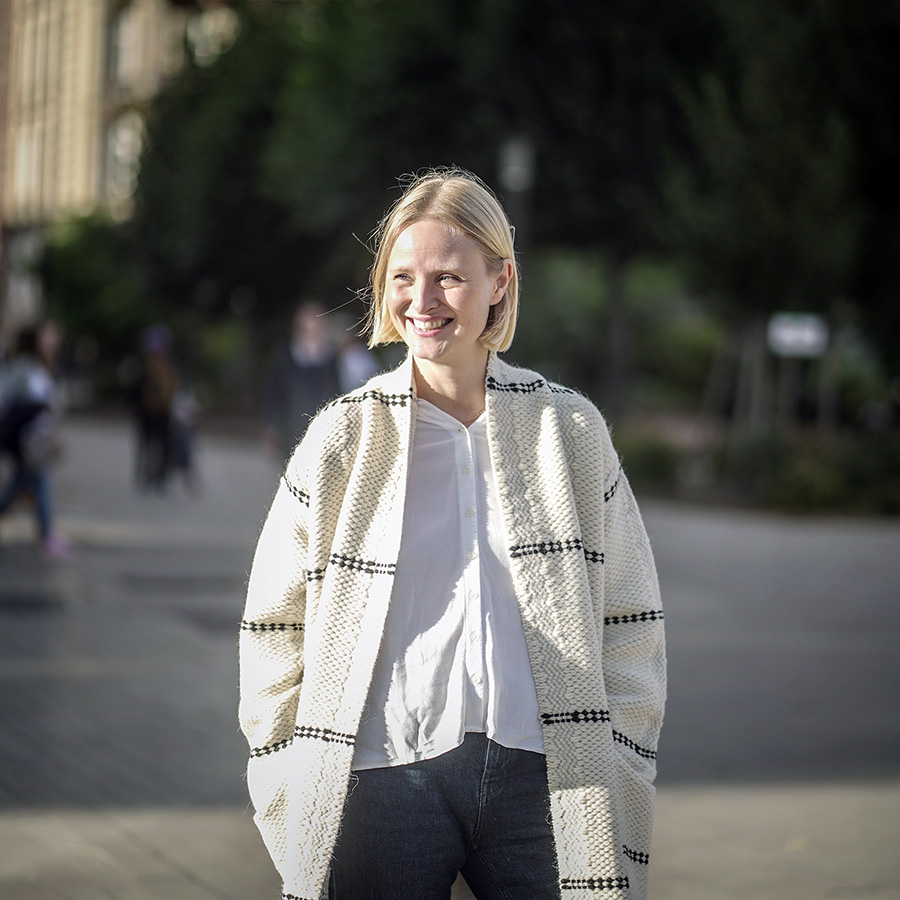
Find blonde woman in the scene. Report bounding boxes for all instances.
[239,168,666,900]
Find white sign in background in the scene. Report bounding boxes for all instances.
[767,313,829,359]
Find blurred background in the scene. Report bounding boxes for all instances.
[1,0,897,511]
[0,2,899,899]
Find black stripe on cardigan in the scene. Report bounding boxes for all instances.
[541,709,611,725]
[283,476,310,505]
[509,537,603,564]
[604,472,620,502]
[486,376,578,395]
[241,620,304,633]
[336,390,410,408]
[560,876,630,892]
[622,844,650,865]
[294,725,355,746]
[329,553,396,576]
[306,554,396,582]
[249,737,292,758]
[539,715,657,761]
[613,730,657,760]
[486,375,543,394]
[604,610,664,626]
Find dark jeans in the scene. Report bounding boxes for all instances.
[0,461,52,539]
[330,732,560,900]
[136,413,170,489]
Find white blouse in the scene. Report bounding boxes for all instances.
[352,398,544,770]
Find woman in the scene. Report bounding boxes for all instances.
[239,169,665,900]
[0,321,69,557]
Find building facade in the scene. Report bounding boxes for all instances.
[0,0,235,344]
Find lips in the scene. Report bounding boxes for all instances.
[408,317,451,336]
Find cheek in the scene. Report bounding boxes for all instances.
[386,292,406,325]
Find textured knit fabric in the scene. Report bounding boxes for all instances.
[239,352,666,900]
[352,398,543,771]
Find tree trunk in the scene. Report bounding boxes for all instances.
[603,259,629,420]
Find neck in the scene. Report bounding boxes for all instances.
[412,352,489,424]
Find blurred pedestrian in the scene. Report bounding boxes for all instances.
[239,169,666,900]
[130,324,178,492]
[0,320,70,558]
[261,300,379,461]
[332,311,382,391]
[169,381,200,493]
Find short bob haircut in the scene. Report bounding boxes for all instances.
[366,168,519,353]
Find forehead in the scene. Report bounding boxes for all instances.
[387,218,483,267]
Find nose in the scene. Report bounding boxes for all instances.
[409,279,439,314]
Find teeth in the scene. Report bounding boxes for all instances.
[410,318,450,333]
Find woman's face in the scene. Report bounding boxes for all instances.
[386,217,510,375]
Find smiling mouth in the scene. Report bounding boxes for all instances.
[409,317,451,335]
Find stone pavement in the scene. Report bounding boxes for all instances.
[1,415,898,900]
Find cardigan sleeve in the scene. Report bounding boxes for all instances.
[598,424,666,782]
[238,459,310,759]
[553,390,666,783]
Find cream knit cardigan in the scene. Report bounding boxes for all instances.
[239,352,666,900]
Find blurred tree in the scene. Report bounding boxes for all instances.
[132,0,720,409]
[38,216,156,360]
[819,1,900,378]
[663,0,900,418]
[472,0,717,414]
[664,1,862,319]
[261,0,718,411]
[659,0,875,430]
[134,0,898,416]
[132,2,324,340]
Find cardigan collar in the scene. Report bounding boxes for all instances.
[376,349,508,404]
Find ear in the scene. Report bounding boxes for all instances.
[490,259,514,306]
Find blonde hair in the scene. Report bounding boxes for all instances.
[366,168,519,352]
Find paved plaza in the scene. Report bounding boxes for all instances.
[1,415,898,899]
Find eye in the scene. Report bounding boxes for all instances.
[439,273,461,285]
[391,273,412,285]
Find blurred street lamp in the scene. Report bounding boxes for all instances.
[498,136,535,257]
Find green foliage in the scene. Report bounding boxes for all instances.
[612,424,900,515]
[717,429,900,514]
[133,6,324,321]
[664,1,862,318]
[832,325,891,427]
[627,261,722,412]
[818,2,900,378]
[510,248,608,388]
[37,216,155,358]
[130,0,720,334]
[765,447,846,512]
[74,0,897,418]
[659,0,900,379]
[512,251,721,412]
[614,427,681,492]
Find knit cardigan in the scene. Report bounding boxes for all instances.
[239,352,666,900]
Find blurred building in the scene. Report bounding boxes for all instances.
[0,0,237,345]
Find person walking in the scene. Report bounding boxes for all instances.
[0,321,70,558]
[261,301,380,461]
[239,168,666,900]
[130,324,179,492]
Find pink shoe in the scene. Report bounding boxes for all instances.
[42,535,73,560]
